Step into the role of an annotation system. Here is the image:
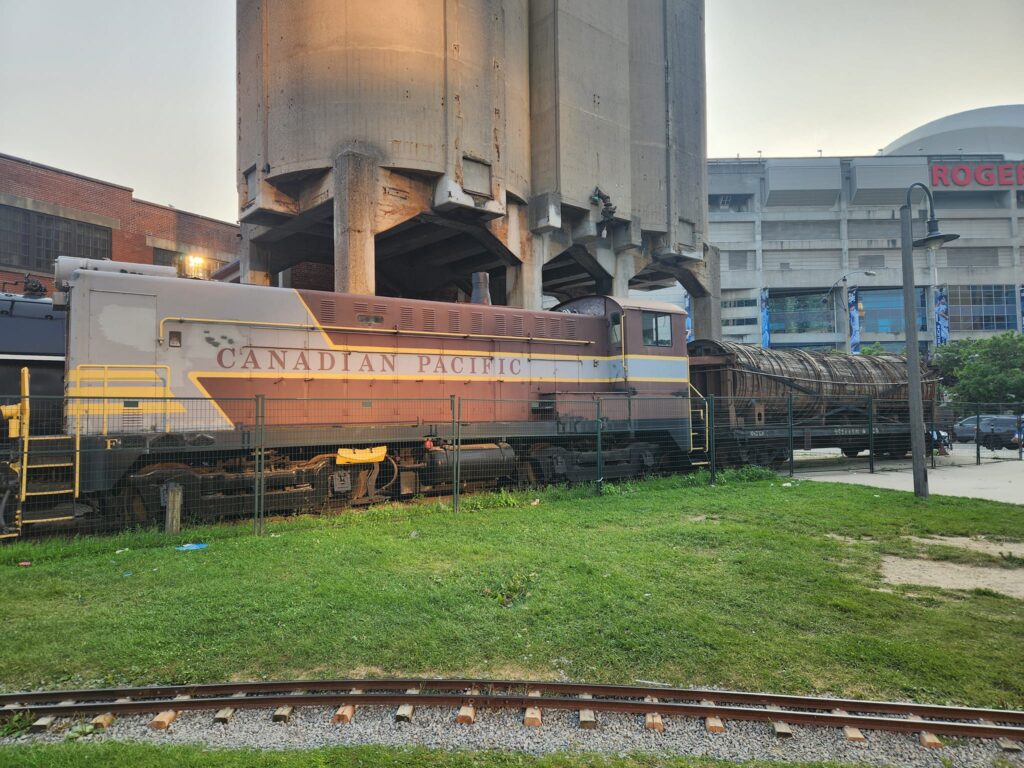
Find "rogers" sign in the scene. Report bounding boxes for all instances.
[931,163,1024,187]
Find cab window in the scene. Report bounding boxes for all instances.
[609,312,622,346]
[641,311,672,347]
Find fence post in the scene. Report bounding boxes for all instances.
[975,406,981,466]
[867,397,875,474]
[708,395,717,485]
[929,399,937,469]
[787,394,794,477]
[452,397,461,513]
[595,398,603,496]
[1017,412,1022,461]
[253,394,265,535]
[164,482,182,534]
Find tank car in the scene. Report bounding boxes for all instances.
[688,339,937,464]
[0,258,700,537]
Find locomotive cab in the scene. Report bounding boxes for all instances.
[552,296,689,394]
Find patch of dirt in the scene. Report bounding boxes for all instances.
[825,534,873,544]
[880,555,1024,600]
[686,515,720,523]
[904,535,1024,558]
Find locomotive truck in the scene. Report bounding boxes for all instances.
[0,257,931,538]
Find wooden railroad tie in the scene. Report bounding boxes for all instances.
[92,697,131,731]
[701,699,725,733]
[909,715,943,749]
[767,705,793,738]
[333,689,363,724]
[273,691,304,723]
[523,689,542,727]
[980,719,1022,752]
[456,688,480,725]
[833,709,865,742]
[150,694,191,730]
[33,700,74,732]
[214,707,235,724]
[578,692,597,730]
[644,696,664,732]
[395,688,419,723]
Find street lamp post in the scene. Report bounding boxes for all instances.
[822,270,876,352]
[900,183,958,499]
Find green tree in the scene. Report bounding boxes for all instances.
[939,332,1024,405]
[858,341,889,356]
[930,337,981,389]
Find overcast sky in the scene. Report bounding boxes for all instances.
[1,0,1022,224]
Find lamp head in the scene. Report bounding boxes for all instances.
[863,270,877,277]
[914,217,959,251]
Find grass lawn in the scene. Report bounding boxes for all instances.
[0,743,859,768]
[1,471,1022,710]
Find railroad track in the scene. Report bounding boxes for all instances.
[2,678,1022,750]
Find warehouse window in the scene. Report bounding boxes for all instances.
[641,311,672,347]
[768,291,837,334]
[946,285,1016,331]
[857,253,885,270]
[152,248,180,267]
[726,251,753,270]
[722,317,758,327]
[946,248,999,268]
[0,204,111,273]
[858,288,926,334]
[721,298,758,308]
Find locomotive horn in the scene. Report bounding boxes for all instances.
[471,272,492,305]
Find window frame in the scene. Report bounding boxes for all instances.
[641,311,673,347]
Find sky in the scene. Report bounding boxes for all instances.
[1,0,1022,224]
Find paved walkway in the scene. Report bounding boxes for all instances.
[799,458,1022,505]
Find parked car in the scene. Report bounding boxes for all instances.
[953,414,1000,443]
[976,416,1024,450]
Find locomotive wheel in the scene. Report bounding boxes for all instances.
[842,447,862,458]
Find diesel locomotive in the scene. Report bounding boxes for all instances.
[0,257,931,538]
[0,257,700,537]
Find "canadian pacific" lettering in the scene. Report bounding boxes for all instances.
[214,348,524,376]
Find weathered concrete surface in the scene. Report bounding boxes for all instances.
[799,460,1023,505]
[236,0,712,312]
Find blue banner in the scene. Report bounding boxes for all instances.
[934,287,949,346]
[848,287,861,354]
[760,288,771,348]
[684,291,694,343]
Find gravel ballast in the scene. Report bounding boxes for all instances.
[3,703,1022,767]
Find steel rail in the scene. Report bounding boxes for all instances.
[2,691,1023,740]
[1,678,1022,725]
[2,679,1023,740]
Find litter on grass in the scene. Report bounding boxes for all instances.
[175,543,208,551]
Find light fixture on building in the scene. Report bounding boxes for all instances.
[181,253,207,279]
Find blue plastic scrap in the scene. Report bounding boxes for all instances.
[175,543,208,551]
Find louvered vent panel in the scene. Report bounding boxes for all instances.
[511,315,524,336]
[470,313,483,334]
[534,318,546,338]
[354,301,369,313]
[495,315,506,335]
[448,311,460,333]
[319,300,337,324]
[422,309,435,332]
[400,307,414,329]
[373,303,387,314]
[566,319,577,339]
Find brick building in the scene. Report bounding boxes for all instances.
[0,153,239,292]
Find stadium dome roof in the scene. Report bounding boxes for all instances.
[882,105,1024,160]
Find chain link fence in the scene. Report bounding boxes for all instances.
[1,391,1019,539]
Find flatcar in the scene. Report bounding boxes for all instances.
[0,257,701,537]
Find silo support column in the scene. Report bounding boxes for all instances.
[333,149,379,296]
[506,228,545,311]
[240,228,272,286]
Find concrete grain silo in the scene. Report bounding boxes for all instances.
[237,0,718,334]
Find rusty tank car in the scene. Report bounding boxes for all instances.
[688,339,938,464]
